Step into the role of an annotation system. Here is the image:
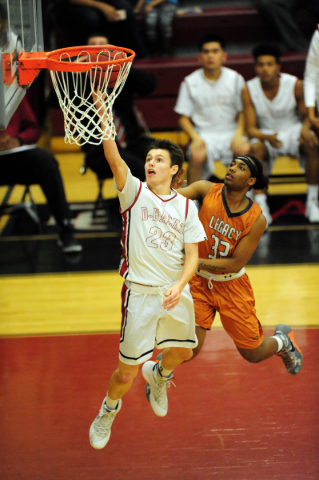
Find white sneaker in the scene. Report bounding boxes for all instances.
[142,361,172,417]
[306,202,319,223]
[89,398,122,449]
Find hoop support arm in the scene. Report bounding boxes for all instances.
[18,52,49,86]
[18,52,95,86]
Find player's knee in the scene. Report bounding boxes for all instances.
[237,347,263,364]
[250,142,265,161]
[115,368,137,385]
[237,141,251,156]
[171,347,193,362]
[183,348,193,362]
[191,344,202,360]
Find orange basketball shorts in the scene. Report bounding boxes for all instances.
[189,273,264,349]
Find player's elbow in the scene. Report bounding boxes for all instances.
[231,261,245,273]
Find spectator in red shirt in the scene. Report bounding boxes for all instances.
[0,98,82,253]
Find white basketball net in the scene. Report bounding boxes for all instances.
[50,49,133,145]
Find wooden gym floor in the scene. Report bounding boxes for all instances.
[0,139,318,479]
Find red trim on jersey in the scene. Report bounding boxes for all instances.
[185,198,189,219]
[119,181,142,279]
[119,210,129,278]
[146,185,178,202]
[120,181,143,215]
[120,283,129,340]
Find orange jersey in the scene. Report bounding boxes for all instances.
[198,183,262,263]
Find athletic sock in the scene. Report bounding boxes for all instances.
[155,360,173,381]
[105,394,119,411]
[306,184,319,205]
[271,335,283,353]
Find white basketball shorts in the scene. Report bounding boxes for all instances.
[119,281,198,365]
[250,123,306,174]
[187,130,247,180]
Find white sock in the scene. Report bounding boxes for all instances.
[156,360,173,381]
[105,393,119,410]
[307,185,319,205]
[271,335,283,353]
[254,193,267,205]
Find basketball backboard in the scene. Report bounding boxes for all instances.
[0,0,43,129]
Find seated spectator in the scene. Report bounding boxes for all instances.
[242,43,319,224]
[134,0,177,57]
[174,34,250,185]
[304,26,319,130]
[254,0,319,52]
[81,34,158,182]
[53,0,146,58]
[0,98,82,253]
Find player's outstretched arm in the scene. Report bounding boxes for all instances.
[171,172,212,201]
[93,90,128,191]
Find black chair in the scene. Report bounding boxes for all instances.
[0,185,42,232]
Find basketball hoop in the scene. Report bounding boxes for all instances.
[18,45,135,145]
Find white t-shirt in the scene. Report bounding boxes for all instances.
[304,26,319,108]
[247,73,301,133]
[174,67,245,134]
[115,170,207,286]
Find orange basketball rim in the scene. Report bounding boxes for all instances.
[17,45,135,86]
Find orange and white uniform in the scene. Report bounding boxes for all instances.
[190,183,264,349]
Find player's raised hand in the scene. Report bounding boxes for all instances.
[171,168,187,190]
[92,88,111,132]
[92,88,106,113]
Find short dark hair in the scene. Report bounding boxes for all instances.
[252,44,281,64]
[198,34,226,52]
[237,155,269,191]
[145,139,184,179]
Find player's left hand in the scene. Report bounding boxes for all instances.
[162,285,181,310]
[171,168,186,190]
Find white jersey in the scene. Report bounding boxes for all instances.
[304,26,319,108]
[174,67,245,134]
[247,73,300,133]
[116,170,207,286]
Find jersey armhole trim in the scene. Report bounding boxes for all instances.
[120,181,143,215]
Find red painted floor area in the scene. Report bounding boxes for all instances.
[0,328,318,480]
